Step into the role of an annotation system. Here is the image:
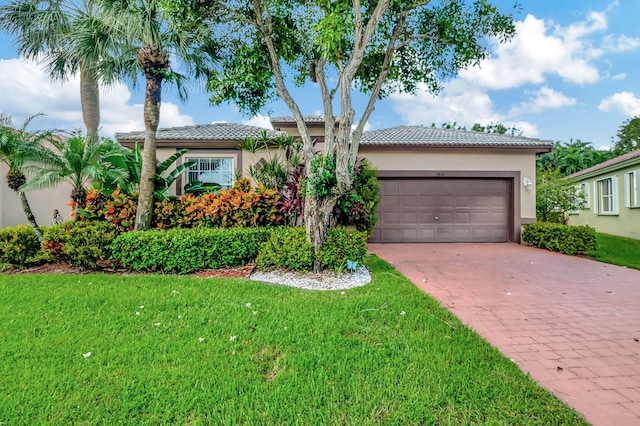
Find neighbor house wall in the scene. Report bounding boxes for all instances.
[568,163,640,240]
[0,162,73,229]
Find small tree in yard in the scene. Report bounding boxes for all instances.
[164,0,516,271]
[536,167,586,224]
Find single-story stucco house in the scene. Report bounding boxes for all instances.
[567,149,640,240]
[0,116,553,243]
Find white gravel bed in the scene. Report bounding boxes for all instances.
[249,266,371,291]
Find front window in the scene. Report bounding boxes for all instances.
[595,177,617,214]
[625,170,640,208]
[186,158,234,190]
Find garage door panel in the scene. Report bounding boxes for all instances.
[371,178,510,243]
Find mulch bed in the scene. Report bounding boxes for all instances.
[2,263,256,279]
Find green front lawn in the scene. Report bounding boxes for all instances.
[0,256,586,425]
[589,232,640,270]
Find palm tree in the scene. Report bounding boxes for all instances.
[0,0,129,140]
[98,0,216,230]
[21,130,127,221]
[0,114,53,242]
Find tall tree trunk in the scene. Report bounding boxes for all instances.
[134,63,164,231]
[80,67,100,142]
[17,191,43,243]
[304,193,338,273]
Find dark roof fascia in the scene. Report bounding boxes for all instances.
[568,155,640,181]
[119,139,241,150]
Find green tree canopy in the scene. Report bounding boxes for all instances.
[612,116,640,155]
[162,0,516,270]
[537,139,615,176]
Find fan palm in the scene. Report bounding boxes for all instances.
[0,114,53,242]
[21,130,127,221]
[0,0,131,140]
[98,0,217,230]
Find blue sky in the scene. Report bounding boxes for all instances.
[0,0,639,149]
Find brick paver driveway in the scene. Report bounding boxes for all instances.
[368,243,640,426]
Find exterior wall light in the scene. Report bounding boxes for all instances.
[523,177,533,189]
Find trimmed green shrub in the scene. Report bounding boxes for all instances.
[318,227,368,271]
[256,227,368,272]
[43,221,117,267]
[0,225,40,266]
[111,227,272,274]
[522,222,596,255]
[256,227,314,272]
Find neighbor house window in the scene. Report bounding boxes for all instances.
[624,170,640,208]
[186,157,234,189]
[575,182,590,209]
[593,176,618,215]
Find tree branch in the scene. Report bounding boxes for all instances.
[351,10,409,165]
[316,58,336,154]
[250,0,314,161]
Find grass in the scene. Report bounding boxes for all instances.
[0,256,586,425]
[589,232,640,270]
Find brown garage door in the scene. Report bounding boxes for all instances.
[370,178,509,243]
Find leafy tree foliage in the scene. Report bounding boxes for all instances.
[0,0,127,140]
[612,116,640,155]
[162,0,516,271]
[536,167,585,223]
[537,139,614,176]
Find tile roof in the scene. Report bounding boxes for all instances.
[270,115,330,124]
[115,123,284,141]
[359,126,553,148]
[567,149,640,179]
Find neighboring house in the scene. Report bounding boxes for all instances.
[566,149,640,240]
[0,163,73,228]
[0,116,553,244]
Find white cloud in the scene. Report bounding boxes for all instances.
[459,13,605,89]
[0,58,194,138]
[598,91,640,116]
[391,80,499,127]
[242,114,273,129]
[389,6,633,138]
[612,72,627,80]
[510,86,576,115]
[603,34,640,52]
[351,121,373,132]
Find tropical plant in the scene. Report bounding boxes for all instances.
[97,0,217,230]
[0,0,128,140]
[239,131,303,190]
[21,130,127,221]
[0,113,54,242]
[100,141,195,200]
[164,0,516,271]
[537,140,615,176]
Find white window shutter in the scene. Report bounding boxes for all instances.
[635,170,640,207]
[612,175,619,214]
[593,181,599,214]
[584,182,590,208]
[625,173,631,208]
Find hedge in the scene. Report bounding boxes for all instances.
[256,227,368,272]
[43,221,117,268]
[522,222,596,255]
[111,227,272,274]
[0,225,40,267]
